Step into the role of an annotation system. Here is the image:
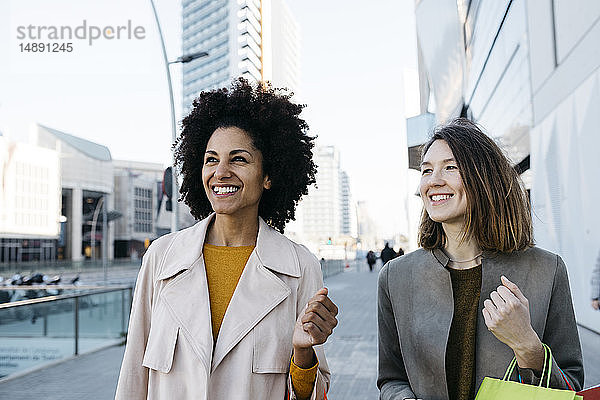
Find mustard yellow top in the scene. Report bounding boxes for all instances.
[203,244,317,399]
[203,243,254,338]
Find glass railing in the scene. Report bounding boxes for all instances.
[0,259,141,274]
[320,259,346,278]
[0,286,132,379]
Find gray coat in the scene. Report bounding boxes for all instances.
[377,247,584,400]
[591,250,600,300]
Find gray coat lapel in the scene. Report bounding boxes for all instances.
[387,249,454,398]
[475,252,525,386]
[416,249,453,398]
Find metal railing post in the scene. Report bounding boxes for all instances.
[121,289,125,333]
[74,297,79,355]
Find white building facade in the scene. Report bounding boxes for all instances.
[300,146,341,246]
[1,125,200,264]
[35,124,114,262]
[0,136,61,263]
[412,0,600,332]
[286,146,357,259]
[113,160,163,259]
[269,0,300,92]
[340,171,357,238]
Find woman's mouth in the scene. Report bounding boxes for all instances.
[429,193,453,205]
[212,185,240,197]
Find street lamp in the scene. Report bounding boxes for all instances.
[173,51,209,64]
[149,0,208,233]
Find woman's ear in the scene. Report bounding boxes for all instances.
[263,175,272,190]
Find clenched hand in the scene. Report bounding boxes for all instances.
[482,275,544,370]
[292,288,339,368]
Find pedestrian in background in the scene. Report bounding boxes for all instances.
[377,118,583,400]
[367,250,377,272]
[116,79,338,400]
[592,249,600,310]
[380,242,396,266]
[396,247,404,258]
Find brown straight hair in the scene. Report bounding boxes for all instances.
[418,118,534,252]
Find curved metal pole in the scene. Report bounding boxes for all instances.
[149,0,178,233]
[90,196,103,261]
[102,193,108,283]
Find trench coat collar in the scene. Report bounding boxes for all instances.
[211,249,292,372]
[155,213,300,374]
[156,213,301,281]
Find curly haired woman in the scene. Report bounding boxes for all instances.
[116,79,338,400]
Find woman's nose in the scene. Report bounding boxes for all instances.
[214,161,231,178]
[428,169,445,186]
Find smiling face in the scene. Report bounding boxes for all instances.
[419,139,468,229]
[202,126,271,219]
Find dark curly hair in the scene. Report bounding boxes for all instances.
[174,78,317,232]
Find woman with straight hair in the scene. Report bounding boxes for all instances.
[116,79,338,400]
[377,118,583,400]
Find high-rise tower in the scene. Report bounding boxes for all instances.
[181,0,299,111]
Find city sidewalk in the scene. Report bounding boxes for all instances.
[0,261,598,399]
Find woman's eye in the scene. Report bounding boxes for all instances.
[205,157,218,164]
[446,165,458,170]
[421,168,432,175]
[232,156,247,162]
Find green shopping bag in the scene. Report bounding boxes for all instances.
[475,343,582,399]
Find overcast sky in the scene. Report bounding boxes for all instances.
[0,0,419,237]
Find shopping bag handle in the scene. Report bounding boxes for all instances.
[502,343,552,388]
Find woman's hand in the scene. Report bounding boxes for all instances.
[292,288,339,368]
[482,276,544,370]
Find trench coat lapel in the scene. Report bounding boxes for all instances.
[161,257,214,369]
[211,252,291,372]
[157,216,214,369]
[211,218,298,372]
[152,215,299,374]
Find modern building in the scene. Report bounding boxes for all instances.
[340,171,357,238]
[113,160,163,259]
[286,145,357,259]
[181,0,300,110]
[34,124,115,262]
[112,160,197,259]
[356,200,378,255]
[0,136,61,263]
[0,124,199,264]
[300,146,341,245]
[269,0,300,92]
[411,0,600,331]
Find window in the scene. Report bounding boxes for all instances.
[133,186,153,233]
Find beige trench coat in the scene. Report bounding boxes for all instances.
[115,215,330,400]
